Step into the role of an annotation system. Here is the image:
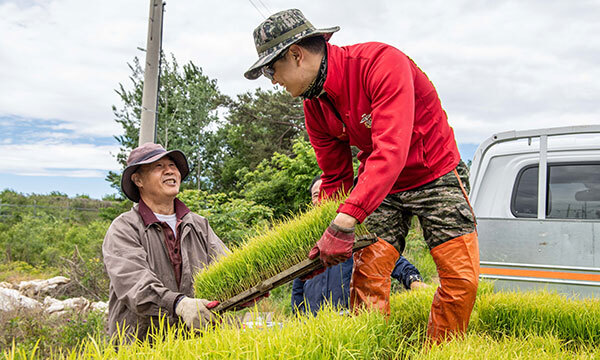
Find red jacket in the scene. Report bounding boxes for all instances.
[304,42,460,223]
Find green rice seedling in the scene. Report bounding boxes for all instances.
[389,284,435,341]
[49,305,410,360]
[194,198,369,302]
[474,289,600,346]
[387,280,496,341]
[411,333,599,360]
[6,286,600,359]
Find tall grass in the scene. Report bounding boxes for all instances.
[475,289,600,345]
[415,333,599,360]
[388,282,600,347]
[4,283,600,359]
[194,199,368,302]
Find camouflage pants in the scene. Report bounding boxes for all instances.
[364,161,475,254]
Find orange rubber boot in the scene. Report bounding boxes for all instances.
[427,231,479,344]
[350,239,399,316]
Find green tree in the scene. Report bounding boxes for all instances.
[203,88,306,192]
[239,138,321,218]
[107,54,228,192]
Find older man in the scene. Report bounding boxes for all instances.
[102,143,228,342]
[245,9,479,343]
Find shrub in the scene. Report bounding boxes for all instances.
[0,308,106,357]
[0,215,110,301]
[98,199,133,221]
[239,138,321,219]
[0,261,47,283]
[178,190,274,247]
[0,189,116,225]
[0,215,108,268]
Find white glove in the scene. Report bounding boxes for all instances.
[175,297,214,329]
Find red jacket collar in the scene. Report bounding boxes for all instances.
[138,198,191,227]
[322,43,345,101]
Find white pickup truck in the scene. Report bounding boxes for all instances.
[469,125,600,297]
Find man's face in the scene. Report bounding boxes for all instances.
[267,47,313,97]
[132,156,181,203]
[311,179,322,206]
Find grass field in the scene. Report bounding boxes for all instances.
[4,281,599,360]
[3,211,598,359]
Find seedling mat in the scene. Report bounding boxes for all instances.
[213,234,378,313]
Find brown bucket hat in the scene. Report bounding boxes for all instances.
[120,143,189,202]
[244,9,339,80]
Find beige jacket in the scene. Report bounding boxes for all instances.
[102,201,228,342]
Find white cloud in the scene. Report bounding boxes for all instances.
[0,0,599,178]
[0,0,145,138]
[0,142,120,177]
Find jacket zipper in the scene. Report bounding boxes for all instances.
[153,224,180,291]
[322,93,347,138]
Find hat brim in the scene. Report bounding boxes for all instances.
[244,26,340,80]
[121,149,190,202]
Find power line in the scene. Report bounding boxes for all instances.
[256,0,272,14]
[248,0,266,19]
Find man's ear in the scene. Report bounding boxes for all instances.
[288,44,302,63]
[131,172,143,188]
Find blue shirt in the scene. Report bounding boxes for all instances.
[291,256,421,315]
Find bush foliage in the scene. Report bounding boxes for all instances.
[238,138,320,218]
[178,190,273,247]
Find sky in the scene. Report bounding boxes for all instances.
[0,0,599,199]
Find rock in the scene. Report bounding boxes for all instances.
[0,288,41,312]
[44,296,89,315]
[0,282,14,289]
[18,276,70,297]
[90,301,108,314]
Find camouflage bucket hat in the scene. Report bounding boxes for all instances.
[244,9,339,80]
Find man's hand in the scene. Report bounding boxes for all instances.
[410,281,429,290]
[175,297,218,329]
[308,220,355,267]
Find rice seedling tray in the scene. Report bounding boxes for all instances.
[212,234,378,313]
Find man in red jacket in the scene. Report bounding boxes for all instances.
[245,9,479,343]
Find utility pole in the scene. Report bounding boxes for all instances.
[139,0,165,146]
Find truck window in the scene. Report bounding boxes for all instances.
[512,166,539,218]
[512,163,600,219]
[548,164,600,219]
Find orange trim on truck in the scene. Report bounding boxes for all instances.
[480,267,600,282]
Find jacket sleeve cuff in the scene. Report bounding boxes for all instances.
[172,294,186,315]
[162,291,183,316]
[338,202,368,224]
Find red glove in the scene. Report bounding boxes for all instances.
[206,301,220,309]
[308,222,355,267]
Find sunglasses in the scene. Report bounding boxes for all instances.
[261,50,288,81]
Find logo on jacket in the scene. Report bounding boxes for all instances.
[360,113,372,128]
